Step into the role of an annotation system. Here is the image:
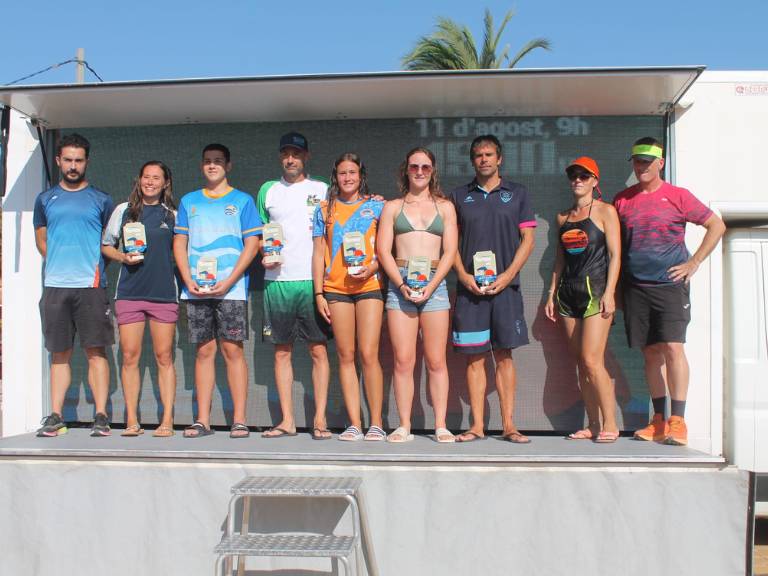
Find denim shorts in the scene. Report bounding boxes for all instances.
[385,267,451,313]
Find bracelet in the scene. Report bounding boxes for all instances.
[314,292,324,297]
[398,282,406,291]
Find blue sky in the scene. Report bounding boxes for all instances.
[1,0,765,85]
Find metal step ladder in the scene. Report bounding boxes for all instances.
[214,476,378,576]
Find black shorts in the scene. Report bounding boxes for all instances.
[623,282,690,348]
[186,299,248,343]
[451,285,529,354]
[39,287,114,352]
[557,276,605,319]
[324,290,384,304]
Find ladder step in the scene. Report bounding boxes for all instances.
[231,476,362,497]
[215,533,356,557]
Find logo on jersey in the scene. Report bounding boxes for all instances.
[500,191,514,203]
[561,229,589,255]
[464,196,475,203]
[360,208,375,219]
[224,205,238,216]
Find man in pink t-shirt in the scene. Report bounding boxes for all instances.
[614,137,725,446]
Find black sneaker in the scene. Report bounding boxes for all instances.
[37,413,68,437]
[91,412,111,437]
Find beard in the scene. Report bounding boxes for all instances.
[62,170,86,186]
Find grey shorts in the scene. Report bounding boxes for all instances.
[185,299,248,343]
[324,290,385,304]
[40,287,115,352]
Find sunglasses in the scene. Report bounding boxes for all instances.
[567,171,593,182]
[407,163,434,174]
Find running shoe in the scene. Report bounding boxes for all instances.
[91,412,112,437]
[663,416,688,446]
[36,413,67,437]
[633,413,668,442]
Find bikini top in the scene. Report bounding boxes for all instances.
[393,197,444,237]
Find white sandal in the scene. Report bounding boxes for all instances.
[386,426,414,443]
[339,425,364,442]
[364,426,387,441]
[435,427,455,443]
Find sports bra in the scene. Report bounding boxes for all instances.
[393,197,444,236]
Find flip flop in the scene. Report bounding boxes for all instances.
[435,427,455,443]
[502,431,531,444]
[230,422,250,439]
[386,426,414,443]
[364,426,387,442]
[312,427,332,440]
[566,429,594,440]
[261,427,297,438]
[121,424,144,437]
[456,431,486,443]
[338,425,364,442]
[152,426,175,437]
[595,431,619,444]
[183,422,213,438]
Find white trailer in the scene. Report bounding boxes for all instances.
[1,66,766,500]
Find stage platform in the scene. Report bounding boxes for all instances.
[0,428,727,463]
[0,431,749,575]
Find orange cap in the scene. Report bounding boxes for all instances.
[566,156,600,179]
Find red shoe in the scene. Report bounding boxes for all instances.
[633,414,668,442]
[664,416,688,446]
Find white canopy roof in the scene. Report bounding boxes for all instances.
[0,67,704,129]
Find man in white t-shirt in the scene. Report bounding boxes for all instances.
[257,132,332,439]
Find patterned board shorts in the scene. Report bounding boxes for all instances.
[185,299,248,343]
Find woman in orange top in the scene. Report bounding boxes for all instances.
[312,153,386,441]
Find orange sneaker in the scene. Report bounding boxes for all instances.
[633,413,668,442]
[664,416,688,446]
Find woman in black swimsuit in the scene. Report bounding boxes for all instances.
[545,157,621,443]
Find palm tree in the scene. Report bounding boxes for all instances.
[402,8,551,70]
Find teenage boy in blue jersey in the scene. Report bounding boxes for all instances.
[173,144,262,438]
[450,135,536,443]
[34,134,115,437]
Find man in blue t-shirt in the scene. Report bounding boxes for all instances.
[449,135,536,444]
[173,144,262,438]
[33,133,115,438]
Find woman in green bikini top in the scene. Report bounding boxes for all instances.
[376,146,458,444]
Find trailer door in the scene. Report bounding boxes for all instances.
[725,228,768,473]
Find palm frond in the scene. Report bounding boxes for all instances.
[480,9,514,68]
[402,36,470,70]
[402,9,552,71]
[507,38,552,68]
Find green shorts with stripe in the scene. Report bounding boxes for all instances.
[556,276,605,319]
[263,280,332,344]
